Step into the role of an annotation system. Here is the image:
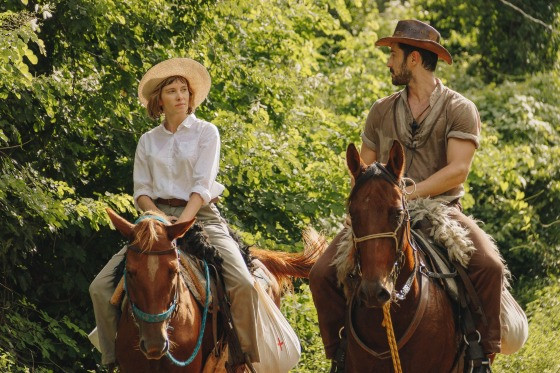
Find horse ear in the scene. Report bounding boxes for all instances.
[166,218,196,241]
[386,140,405,180]
[346,143,367,180]
[106,208,135,239]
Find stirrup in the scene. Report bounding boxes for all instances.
[330,359,345,373]
[329,327,347,373]
[466,357,492,373]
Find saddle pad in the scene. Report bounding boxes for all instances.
[179,251,213,306]
[179,253,273,307]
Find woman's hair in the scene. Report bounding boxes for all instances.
[146,75,195,119]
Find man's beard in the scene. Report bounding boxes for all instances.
[391,63,412,86]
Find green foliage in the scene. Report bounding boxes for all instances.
[0,0,558,370]
[282,285,331,372]
[418,0,560,81]
[464,71,560,280]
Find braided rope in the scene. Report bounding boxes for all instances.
[382,302,403,373]
[166,259,211,366]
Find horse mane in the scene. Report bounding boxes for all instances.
[348,164,394,205]
[332,226,358,300]
[177,222,224,269]
[130,210,169,252]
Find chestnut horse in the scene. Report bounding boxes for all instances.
[106,208,323,372]
[335,141,462,372]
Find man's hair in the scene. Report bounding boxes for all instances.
[146,75,195,119]
[398,43,438,72]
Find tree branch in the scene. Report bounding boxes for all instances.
[496,0,558,34]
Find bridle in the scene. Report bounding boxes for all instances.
[350,162,418,301]
[124,244,179,323]
[123,214,211,367]
[124,215,179,323]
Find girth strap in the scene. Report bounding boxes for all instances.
[454,262,491,372]
[455,264,488,327]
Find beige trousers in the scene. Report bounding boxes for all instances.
[89,203,259,365]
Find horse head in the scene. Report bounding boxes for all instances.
[106,208,194,360]
[346,141,411,308]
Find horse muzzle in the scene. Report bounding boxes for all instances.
[140,337,169,359]
[138,323,170,359]
[358,279,393,308]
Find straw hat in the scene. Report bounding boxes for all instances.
[137,57,211,108]
[375,19,452,65]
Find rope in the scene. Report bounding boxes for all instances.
[382,302,403,373]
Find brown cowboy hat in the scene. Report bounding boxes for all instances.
[137,57,211,108]
[375,19,452,65]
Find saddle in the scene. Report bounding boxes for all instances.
[411,229,459,302]
[409,226,490,373]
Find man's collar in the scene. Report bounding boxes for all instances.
[400,78,444,105]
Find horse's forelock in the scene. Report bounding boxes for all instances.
[130,220,160,252]
[347,165,394,208]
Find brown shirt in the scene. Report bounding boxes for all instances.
[361,80,481,201]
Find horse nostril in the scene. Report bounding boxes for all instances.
[139,340,147,353]
[163,339,169,354]
[377,288,391,303]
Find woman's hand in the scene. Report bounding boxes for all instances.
[176,193,204,223]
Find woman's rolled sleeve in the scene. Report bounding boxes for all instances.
[191,124,220,204]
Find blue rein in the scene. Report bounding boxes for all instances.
[124,214,212,367]
[166,259,211,366]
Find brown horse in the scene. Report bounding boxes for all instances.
[106,208,324,372]
[334,141,462,372]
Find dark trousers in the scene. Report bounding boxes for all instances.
[309,208,504,358]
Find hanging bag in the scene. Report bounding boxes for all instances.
[252,281,301,373]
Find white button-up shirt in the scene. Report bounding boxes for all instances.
[133,114,225,208]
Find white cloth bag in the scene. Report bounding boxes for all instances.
[500,287,529,354]
[252,281,301,373]
[88,327,101,352]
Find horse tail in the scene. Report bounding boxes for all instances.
[250,227,328,288]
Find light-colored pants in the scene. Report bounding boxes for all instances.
[89,203,260,364]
